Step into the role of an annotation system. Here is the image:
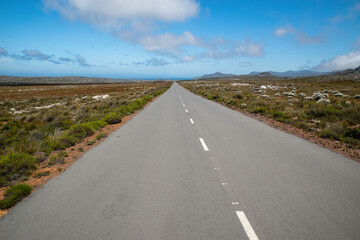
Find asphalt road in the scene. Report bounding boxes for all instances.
[1,82,360,240]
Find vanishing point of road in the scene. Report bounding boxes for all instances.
[1,83,360,239]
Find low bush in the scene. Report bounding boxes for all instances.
[96,132,108,140]
[103,112,122,124]
[0,153,37,187]
[252,107,267,114]
[0,184,32,209]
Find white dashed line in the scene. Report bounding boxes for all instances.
[232,202,239,205]
[236,211,259,240]
[190,118,194,124]
[185,109,189,113]
[183,104,185,107]
[199,138,209,151]
[214,167,219,170]
[221,182,228,186]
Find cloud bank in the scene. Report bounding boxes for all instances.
[44,0,262,61]
[314,50,360,71]
[0,46,91,67]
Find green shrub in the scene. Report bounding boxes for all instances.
[252,107,267,114]
[96,132,108,140]
[103,112,122,124]
[233,94,243,100]
[0,153,37,186]
[320,129,341,140]
[0,184,32,209]
[68,123,95,139]
[86,140,96,146]
[344,127,360,140]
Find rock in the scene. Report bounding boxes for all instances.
[334,93,344,97]
[304,97,313,101]
[274,93,281,97]
[354,95,360,99]
[260,95,269,98]
[316,98,330,104]
[312,92,329,100]
[345,101,351,106]
[241,103,247,107]
[299,93,306,97]
[283,92,296,96]
[342,95,350,98]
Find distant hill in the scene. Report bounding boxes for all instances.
[195,72,236,79]
[0,76,148,86]
[331,66,360,76]
[252,72,275,78]
[249,70,327,77]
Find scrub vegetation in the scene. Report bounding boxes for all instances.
[180,79,360,159]
[0,81,171,209]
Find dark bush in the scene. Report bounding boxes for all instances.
[0,184,32,209]
[103,112,122,124]
[0,153,37,186]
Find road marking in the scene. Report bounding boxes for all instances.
[199,138,209,151]
[190,118,194,124]
[232,202,239,205]
[185,109,189,113]
[183,104,185,107]
[236,211,259,240]
[214,167,219,170]
[222,182,228,186]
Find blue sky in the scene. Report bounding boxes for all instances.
[0,0,360,79]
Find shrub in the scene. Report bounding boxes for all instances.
[344,126,360,140]
[68,123,95,139]
[96,132,108,140]
[252,107,267,114]
[86,140,96,146]
[233,94,243,100]
[0,153,37,186]
[0,184,32,209]
[320,129,341,140]
[103,112,122,124]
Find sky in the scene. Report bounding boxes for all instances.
[0,0,360,79]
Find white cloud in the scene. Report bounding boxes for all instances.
[44,0,199,23]
[203,39,263,59]
[138,31,201,53]
[239,61,253,67]
[181,55,195,62]
[332,2,360,22]
[314,50,360,71]
[274,26,323,45]
[274,27,295,37]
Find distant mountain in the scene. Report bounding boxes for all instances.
[195,72,236,79]
[331,66,360,76]
[253,72,275,78]
[249,70,327,77]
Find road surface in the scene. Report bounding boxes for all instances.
[1,83,360,239]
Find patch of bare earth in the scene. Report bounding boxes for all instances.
[0,96,159,218]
